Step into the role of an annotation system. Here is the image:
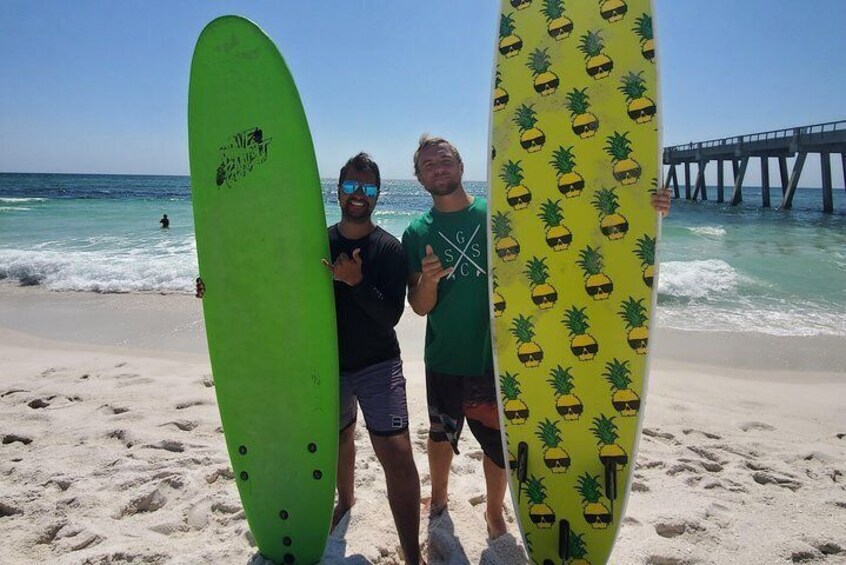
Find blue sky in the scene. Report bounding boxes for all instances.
[1,0,844,184]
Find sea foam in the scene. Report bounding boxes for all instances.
[658,259,745,300]
[0,249,196,294]
[0,197,48,203]
[686,225,727,237]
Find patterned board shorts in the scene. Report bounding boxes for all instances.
[426,368,505,469]
[340,357,409,436]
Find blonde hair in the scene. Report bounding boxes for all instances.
[413,134,463,175]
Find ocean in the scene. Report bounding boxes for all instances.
[1,172,844,337]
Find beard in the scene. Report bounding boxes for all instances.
[425,176,460,197]
[341,200,372,223]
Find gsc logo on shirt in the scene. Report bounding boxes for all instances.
[437,225,486,279]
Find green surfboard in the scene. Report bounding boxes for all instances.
[489,1,661,563]
[189,16,338,564]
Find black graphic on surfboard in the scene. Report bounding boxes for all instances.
[216,127,271,187]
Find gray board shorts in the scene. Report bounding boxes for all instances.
[340,356,409,436]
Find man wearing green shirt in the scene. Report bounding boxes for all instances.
[402,135,508,539]
[403,135,672,541]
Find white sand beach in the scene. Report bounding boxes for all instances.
[1,285,844,564]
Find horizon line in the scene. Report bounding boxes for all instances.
[0,171,836,190]
[0,171,487,183]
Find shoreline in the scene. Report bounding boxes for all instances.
[1,284,843,375]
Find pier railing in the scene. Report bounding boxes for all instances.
[666,120,846,154]
[662,120,846,213]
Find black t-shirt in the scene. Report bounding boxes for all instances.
[328,224,406,372]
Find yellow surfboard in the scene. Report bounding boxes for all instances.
[488,1,661,563]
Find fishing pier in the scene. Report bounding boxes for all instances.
[662,120,846,213]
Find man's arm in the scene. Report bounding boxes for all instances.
[348,243,406,328]
[407,271,437,316]
[407,245,451,316]
[323,243,406,328]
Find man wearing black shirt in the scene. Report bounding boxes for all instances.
[322,153,422,565]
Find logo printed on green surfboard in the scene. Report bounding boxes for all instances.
[216,127,272,188]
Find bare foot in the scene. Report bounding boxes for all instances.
[421,496,448,519]
[485,510,507,540]
[331,500,354,531]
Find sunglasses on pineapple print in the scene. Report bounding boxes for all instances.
[340,180,379,198]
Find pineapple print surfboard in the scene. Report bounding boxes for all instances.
[189,16,338,564]
[489,2,661,563]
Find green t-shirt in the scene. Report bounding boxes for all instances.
[402,197,493,376]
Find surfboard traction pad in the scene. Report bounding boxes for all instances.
[189,16,339,565]
[489,1,660,563]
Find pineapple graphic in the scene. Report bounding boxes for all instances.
[578,31,614,80]
[619,71,656,124]
[548,365,583,420]
[591,414,628,467]
[524,256,558,309]
[604,358,640,416]
[510,314,544,368]
[566,88,599,138]
[605,131,641,185]
[537,199,572,251]
[576,472,612,530]
[619,296,649,354]
[634,234,655,287]
[500,160,532,210]
[527,48,559,96]
[550,146,584,197]
[493,69,509,112]
[592,187,629,240]
[515,104,546,153]
[567,531,593,565]
[542,0,573,40]
[599,0,628,22]
[563,306,598,361]
[492,211,521,262]
[500,372,529,424]
[510,0,532,10]
[492,275,506,317]
[577,245,614,300]
[523,475,555,528]
[499,13,523,59]
[536,418,571,473]
[633,13,655,63]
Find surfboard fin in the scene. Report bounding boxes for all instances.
[516,441,528,503]
[558,519,570,562]
[604,460,618,524]
[604,460,618,501]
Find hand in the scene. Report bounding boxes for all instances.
[419,245,452,287]
[195,277,205,299]
[651,188,671,217]
[322,249,364,287]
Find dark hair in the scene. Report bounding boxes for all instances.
[413,134,462,175]
[338,152,381,188]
